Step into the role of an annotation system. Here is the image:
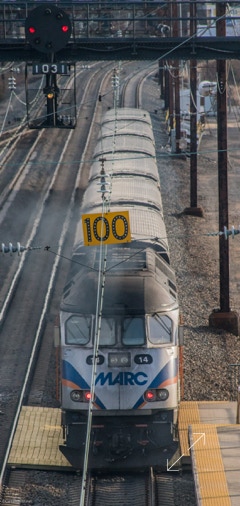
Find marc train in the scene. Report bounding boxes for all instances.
[59,108,181,469]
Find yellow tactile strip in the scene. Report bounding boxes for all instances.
[178,401,201,457]
[178,401,238,458]
[8,406,71,469]
[178,402,239,503]
[190,424,232,506]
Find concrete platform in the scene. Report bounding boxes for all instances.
[179,401,240,505]
[178,401,238,464]
[190,424,240,506]
[8,398,240,506]
[8,406,71,470]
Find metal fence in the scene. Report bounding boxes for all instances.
[1,1,240,42]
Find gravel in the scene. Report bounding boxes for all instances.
[144,74,240,404]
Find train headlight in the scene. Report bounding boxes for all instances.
[70,390,82,402]
[70,390,93,402]
[156,389,169,401]
[108,352,131,367]
[144,389,169,402]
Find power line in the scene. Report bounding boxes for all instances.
[4,224,239,259]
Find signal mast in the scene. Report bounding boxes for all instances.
[25,4,75,128]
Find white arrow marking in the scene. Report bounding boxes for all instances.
[167,432,205,471]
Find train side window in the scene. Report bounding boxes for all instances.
[148,314,172,344]
[122,317,145,346]
[99,318,116,346]
[66,315,91,345]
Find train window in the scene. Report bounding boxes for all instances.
[148,314,172,344]
[122,317,145,346]
[66,315,91,345]
[99,318,116,346]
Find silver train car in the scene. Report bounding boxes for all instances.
[59,108,181,469]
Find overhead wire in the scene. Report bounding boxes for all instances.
[5,222,240,262]
[80,77,119,506]
[0,90,14,138]
[80,197,109,506]
[0,5,238,154]
[1,8,240,487]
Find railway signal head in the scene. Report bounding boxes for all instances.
[25,4,72,54]
[43,85,59,99]
[111,71,119,89]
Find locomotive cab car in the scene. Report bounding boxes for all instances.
[59,108,181,470]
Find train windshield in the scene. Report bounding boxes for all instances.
[99,318,116,345]
[65,315,91,345]
[148,314,172,344]
[122,317,145,346]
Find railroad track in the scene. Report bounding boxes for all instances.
[0,468,176,506]
[0,469,27,506]
[77,469,176,506]
[0,61,186,506]
[120,62,157,108]
[0,61,114,488]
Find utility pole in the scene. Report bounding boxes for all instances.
[184,0,203,217]
[172,0,181,154]
[164,63,169,111]
[158,60,165,100]
[209,2,239,335]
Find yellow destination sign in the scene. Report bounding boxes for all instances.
[82,210,131,246]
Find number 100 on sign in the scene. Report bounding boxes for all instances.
[82,211,131,246]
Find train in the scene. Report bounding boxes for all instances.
[58,107,181,470]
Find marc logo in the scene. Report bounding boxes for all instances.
[95,371,148,386]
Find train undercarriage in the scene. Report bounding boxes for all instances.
[59,410,178,470]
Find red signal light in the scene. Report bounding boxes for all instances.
[145,390,155,401]
[84,391,92,401]
[25,4,72,54]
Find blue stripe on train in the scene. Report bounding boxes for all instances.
[62,360,106,409]
[132,358,178,409]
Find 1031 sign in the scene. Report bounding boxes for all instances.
[32,63,68,75]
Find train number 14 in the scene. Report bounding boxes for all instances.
[82,211,131,246]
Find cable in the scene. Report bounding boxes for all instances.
[40,225,240,275]
[3,139,240,170]
[79,199,109,506]
[1,6,235,134]
[0,90,14,138]
[80,85,122,504]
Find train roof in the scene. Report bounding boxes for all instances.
[76,204,169,260]
[102,108,152,125]
[94,135,155,158]
[81,176,163,213]
[100,120,154,141]
[61,247,177,316]
[61,107,177,316]
[89,155,159,181]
